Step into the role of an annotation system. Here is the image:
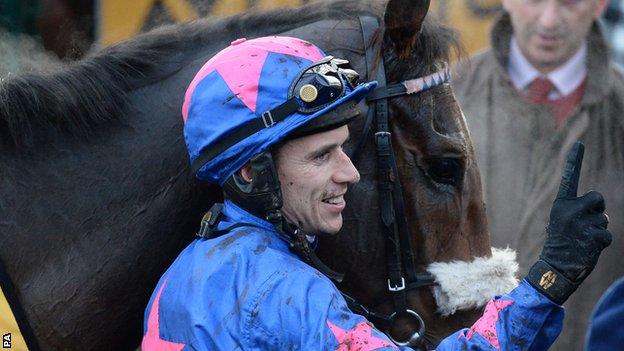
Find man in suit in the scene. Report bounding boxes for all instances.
[452,1,623,349]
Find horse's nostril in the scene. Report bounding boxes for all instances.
[426,158,463,185]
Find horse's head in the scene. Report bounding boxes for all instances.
[383,0,490,262]
[381,0,493,341]
[313,0,509,347]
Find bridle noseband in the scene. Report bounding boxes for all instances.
[340,16,452,349]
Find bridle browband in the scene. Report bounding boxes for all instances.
[339,16,452,349]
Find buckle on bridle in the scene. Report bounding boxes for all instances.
[262,111,275,127]
[375,131,391,146]
[387,277,406,292]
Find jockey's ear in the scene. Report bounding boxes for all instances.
[239,162,253,183]
[383,0,430,59]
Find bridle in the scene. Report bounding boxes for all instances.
[339,16,452,349]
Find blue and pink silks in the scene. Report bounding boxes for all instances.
[142,200,563,351]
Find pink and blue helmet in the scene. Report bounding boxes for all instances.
[182,36,377,185]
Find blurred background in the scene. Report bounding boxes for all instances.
[0,0,623,74]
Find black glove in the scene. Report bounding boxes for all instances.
[526,142,612,305]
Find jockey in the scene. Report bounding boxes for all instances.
[142,36,611,350]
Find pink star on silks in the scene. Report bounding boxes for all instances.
[465,299,514,350]
[327,320,397,351]
[141,281,185,351]
[182,37,324,120]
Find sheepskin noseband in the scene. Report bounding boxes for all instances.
[426,248,519,316]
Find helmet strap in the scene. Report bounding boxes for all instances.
[280,221,345,282]
[223,151,284,222]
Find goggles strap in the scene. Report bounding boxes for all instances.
[262,98,300,126]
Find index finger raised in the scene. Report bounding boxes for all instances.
[556,141,584,199]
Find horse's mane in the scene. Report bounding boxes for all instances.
[0,0,457,150]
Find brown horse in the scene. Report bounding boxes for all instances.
[0,1,515,349]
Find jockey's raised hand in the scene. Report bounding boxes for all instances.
[526,142,613,305]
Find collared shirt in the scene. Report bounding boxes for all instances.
[508,36,587,100]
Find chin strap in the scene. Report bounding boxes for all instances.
[280,221,345,283]
[196,202,345,283]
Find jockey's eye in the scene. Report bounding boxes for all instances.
[426,158,463,186]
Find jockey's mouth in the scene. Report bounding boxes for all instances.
[321,193,346,206]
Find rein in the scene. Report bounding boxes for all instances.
[342,16,451,349]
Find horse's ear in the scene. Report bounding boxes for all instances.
[384,0,430,59]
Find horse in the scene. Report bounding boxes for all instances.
[0,0,513,349]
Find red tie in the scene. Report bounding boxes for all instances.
[524,77,586,128]
[527,77,555,104]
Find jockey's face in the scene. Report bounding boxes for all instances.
[502,0,607,74]
[276,125,360,235]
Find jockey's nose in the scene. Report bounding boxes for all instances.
[333,148,360,184]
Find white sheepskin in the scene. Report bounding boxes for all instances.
[426,247,519,316]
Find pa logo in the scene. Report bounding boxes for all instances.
[2,333,10,349]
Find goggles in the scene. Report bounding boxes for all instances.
[289,56,360,113]
[261,56,360,126]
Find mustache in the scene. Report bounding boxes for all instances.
[321,189,347,200]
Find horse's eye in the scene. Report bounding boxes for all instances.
[427,158,463,185]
